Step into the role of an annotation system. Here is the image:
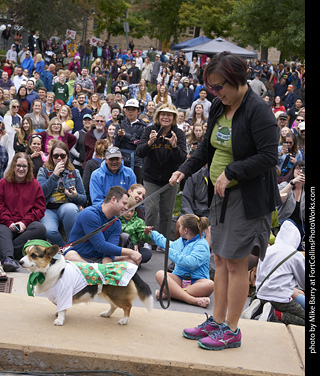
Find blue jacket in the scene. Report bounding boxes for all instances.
[67,204,122,260]
[40,70,53,92]
[21,57,34,75]
[89,160,136,205]
[151,230,210,280]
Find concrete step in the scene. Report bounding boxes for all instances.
[0,294,305,376]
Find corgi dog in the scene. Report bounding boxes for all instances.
[19,242,153,326]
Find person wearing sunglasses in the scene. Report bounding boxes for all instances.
[37,141,87,247]
[278,131,303,176]
[0,152,46,272]
[169,52,280,351]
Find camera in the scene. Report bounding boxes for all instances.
[157,126,165,138]
[117,113,125,122]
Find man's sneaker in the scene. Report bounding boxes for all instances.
[258,302,277,322]
[241,299,263,319]
[198,322,242,351]
[182,313,221,340]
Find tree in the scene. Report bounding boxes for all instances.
[4,0,86,40]
[229,0,305,61]
[93,0,131,39]
[132,0,185,44]
[178,0,236,39]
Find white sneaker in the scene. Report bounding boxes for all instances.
[241,299,262,319]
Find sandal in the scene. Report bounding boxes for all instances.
[197,297,210,308]
[0,262,8,281]
[155,289,167,301]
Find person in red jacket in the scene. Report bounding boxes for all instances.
[0,152,46,272]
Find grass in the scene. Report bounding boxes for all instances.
[173,186,182,217]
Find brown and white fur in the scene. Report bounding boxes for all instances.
[19,244,153,326]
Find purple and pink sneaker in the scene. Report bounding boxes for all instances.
[198,322,242,350]
[182,313,221,340]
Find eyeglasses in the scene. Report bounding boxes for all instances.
[95,120,105,123]
[12,105,20,108]
[31,134,42,139]
[52,153,67,159]
[296,118,304,122]
[207,80,227,92]
[16,164,28,170]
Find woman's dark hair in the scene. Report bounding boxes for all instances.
[283,160,305,183]
[204,51,247,91]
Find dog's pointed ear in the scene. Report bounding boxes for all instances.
[46,245,60,258]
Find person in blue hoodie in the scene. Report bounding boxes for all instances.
[146,213,214,308]
[89,146,136,205]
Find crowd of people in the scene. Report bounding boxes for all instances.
[0,34,305,350]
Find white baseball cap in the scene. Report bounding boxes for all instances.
[124,98,140,109]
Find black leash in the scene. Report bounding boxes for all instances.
[60,183,172,253]
[159,183,178,309]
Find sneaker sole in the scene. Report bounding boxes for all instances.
[198,340,241,351]
[259,302,273,321]
[182,331,208,340]
[241,299,262,319]
[3,264,19,272]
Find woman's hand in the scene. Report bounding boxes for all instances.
[214,171,230,198]
[53,160,65,176]
[9,221,26,233]
[148,130,157,147]
[165,131,177,148]
[65,185,77,199]
[169,171,185,186]
[292,172,305,186]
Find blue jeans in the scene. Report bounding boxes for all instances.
[41,203,80,247]
[83,54,91,68]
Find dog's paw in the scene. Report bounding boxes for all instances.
[100,310,112,318]
[118,317,129,325]
[54,318,64,326]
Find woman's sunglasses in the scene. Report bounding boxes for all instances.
[207,80,227,92]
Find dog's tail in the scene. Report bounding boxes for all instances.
[132,273,153,313]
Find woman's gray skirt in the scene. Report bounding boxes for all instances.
[209,187,272,261]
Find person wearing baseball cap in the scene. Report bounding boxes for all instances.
[89,145,136,205]
[114,98,146,183]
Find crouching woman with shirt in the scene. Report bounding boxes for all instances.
[37,141,87,247]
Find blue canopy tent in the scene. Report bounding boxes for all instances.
[171,36,212,51]
[183,37,258,59]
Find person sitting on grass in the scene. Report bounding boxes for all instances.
[145,214,214,308]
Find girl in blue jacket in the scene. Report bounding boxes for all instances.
[146,214,214,308]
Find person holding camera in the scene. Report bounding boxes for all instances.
[278,131,303,179]
[136,103,186,237]
[114,98,146,183]
[37,141,87,247]
[186,123,205,158]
